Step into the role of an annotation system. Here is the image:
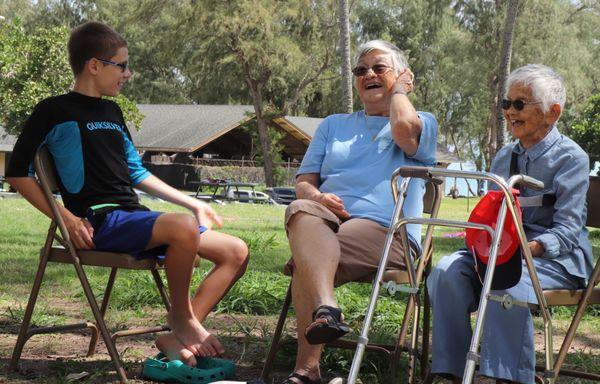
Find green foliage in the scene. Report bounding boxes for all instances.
[2,1,599,169]
[188,0,338,185]
[215,271,290,315]
[0,19,72,135]
[570,94,600,169]
[0,17,143,134]
[111,94,144,131]
[6,303,69,328]
[237,230,280,255]
[196,0,336,106]
[85,271,164,309]
[356,0,600,170]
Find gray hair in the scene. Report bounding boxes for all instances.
[507,64,566,113]
[354,40,408,74]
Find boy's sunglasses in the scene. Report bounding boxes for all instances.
[96,58,129,73]
[501,99,541,111]
[351,64,393,77]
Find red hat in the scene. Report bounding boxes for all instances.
[465,189,523,290]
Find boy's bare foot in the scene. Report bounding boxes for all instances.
[168,313,225,357]
[201,333,225,356]
[155,333,197,366]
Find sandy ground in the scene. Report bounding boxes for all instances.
[0,296,598,383]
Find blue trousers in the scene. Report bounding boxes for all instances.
[426,251,581,383]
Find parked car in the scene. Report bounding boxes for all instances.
[229,189,271,204]
[266,187,296,205]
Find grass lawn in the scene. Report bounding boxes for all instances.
[0,196,598,383]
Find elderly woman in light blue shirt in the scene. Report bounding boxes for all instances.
[281,40,438,384]
[427,64,593,383]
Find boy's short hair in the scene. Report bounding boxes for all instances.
[68,21,127,75]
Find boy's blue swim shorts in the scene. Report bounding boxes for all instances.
[87,209,207,259]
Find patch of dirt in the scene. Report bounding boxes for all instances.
[0,293,298,383]
[1,296,598,383]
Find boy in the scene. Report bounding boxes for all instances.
[6,21,248,367]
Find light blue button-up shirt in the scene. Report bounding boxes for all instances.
[490,127,593,282]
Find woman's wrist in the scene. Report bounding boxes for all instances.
[391,83,409,96]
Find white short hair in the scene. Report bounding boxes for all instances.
[354,40,408,74]
[507,64,566,113]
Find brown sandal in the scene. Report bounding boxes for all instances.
[304,305,350,345]
[281,372,322,384]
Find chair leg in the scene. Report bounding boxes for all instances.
[9,253,49,372]
[407,295,421,384]
[108,269,170,345]
[392,294,415,379]
[87,267,118,356]
[420,283,431,380]
[396,296,415,350]
[261,280,293,382]
[151,268,171,312]
[100,268,118,316]
[70,256,128,382]
[421,371,435,384]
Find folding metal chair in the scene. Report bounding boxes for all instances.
[381,167,598,384]
[261,174,443,384]
[8,146,175,383]
[530,175,600,383]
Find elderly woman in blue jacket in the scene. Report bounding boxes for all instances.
[427,64,593,383]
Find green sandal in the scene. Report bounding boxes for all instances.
[142,353,236,383]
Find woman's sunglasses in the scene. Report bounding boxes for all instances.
[501,99,541,111]
[351,64,393,77]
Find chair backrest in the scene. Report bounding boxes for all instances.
[587,176,600,229]
[34,146,74,245]
[586,176,600,287]
[34,146,60,194]
[423,180,436,215]
[418,179,443,278]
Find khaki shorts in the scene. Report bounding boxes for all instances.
[284,199,415,286]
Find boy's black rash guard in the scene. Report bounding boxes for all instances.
[7,92,150,217]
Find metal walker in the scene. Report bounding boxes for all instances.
[345,166,556,384]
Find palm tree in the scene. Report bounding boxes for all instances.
[339,0,353,113]
[496,0,519,150]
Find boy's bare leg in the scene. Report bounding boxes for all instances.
[192,230,249,319]
[150,215,248,362]
[147,213,209,356]
[189,230,249,354]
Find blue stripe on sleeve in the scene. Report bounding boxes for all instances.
[122,132,150,185]
[27,164,36,177]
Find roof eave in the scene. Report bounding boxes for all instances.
[271,117,312,145]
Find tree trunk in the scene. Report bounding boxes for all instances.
[249,91,275,187]
[495,0,519,151]
[339,0,353,113]
[255,112,276,187]
[486,71,499,171]
[237,52,276,187]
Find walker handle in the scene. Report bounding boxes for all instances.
[397,166,444,185]
[517,175,545,191]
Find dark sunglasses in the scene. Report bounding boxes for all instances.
[501,98,541,111]
[96,58,129,73]
[351,64,393,77]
